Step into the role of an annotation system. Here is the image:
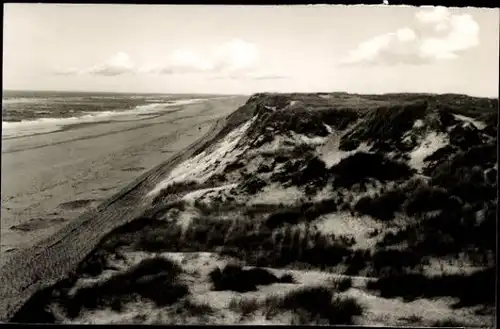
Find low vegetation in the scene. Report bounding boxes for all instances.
[209,264,281,292]
[65,257,187,318]
[329,276,353,292]
[11,92,497,325]
[264,286,364,325]
[330,152,414,188]
[366,267,495,307]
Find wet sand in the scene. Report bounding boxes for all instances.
[1,96,247,266]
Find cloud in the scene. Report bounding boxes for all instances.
[211,39,260,72]
[84,52,136,76]
[340,6,480,66]
[55,52,136,76]
[58,39,264,78]
[141,39,261,76]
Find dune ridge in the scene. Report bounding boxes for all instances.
[3,92,497,326]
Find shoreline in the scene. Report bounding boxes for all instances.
[0,97,248,321]
[0,114,229,322]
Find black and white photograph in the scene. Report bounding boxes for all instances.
[1,4,498,326]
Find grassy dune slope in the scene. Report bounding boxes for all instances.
[7,92,498,326]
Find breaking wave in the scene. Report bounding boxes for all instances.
[2,98,206,139]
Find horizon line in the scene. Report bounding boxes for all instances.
[2,88,498,100]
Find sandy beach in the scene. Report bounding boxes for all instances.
[1,96,247,267]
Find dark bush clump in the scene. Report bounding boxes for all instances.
[265,209,303,229]
[339,101,429,152]
[240,176,267,194]
[271,155,327,188]
[344,249,371,275]
[224,161,246,173]
[303,198,338,220]
[78,249,112,277]
[268,286,364,325]
[448,123,484,150]
[10,287,58,323]
[371,249,424,275]
[209,265,281,292]
[422,145,458,175]
[366,267,495,307]
[330,152,414,188]
[404,186,456,216]
[65,257,187,318]
[279,273,296,283]
[432,318,468,327]
[330,276,353,292]
[354,189,406,221]
[257,163,273,173]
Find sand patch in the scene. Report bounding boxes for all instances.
[312,212,386,250]
[148,117,256,196]
[248,184,304,206]
[408,132,449,172]
[452,114,486,130]
[319,133,371,168]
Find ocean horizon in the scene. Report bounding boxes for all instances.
[1,90,238,139]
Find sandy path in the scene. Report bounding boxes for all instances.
[0,96,247,321]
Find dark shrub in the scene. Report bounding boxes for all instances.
[224,161,246,173]
[280,273,296,283]
[339,138,361,152]
[344,249,371,275]
[10,287,58,323]
[271,156,326,188]
[404,186,455,216]
[78,249,111,277]
[339,101,429,152]
[354,189,406,221]
[65,257,187,317]
[241,176,267,194]
[422,145,458,175]
[270,286,364,325]
[330,276,353,292]
[432,318,467,327]
[366,267,495,307]
[292,157,329,187]
[437,108,457,128]
[266,209,303,229]
[275,155,289,163]
[371,249,423,274]
[319,108,359,131]
[257,163,273,173]
[330,152,414,188]
[448,123,484,150]
[304,198,338,220]
[209,265,281,292]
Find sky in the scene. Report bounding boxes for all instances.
[3,4,499,97]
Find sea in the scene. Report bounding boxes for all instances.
[2,90,224,139]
